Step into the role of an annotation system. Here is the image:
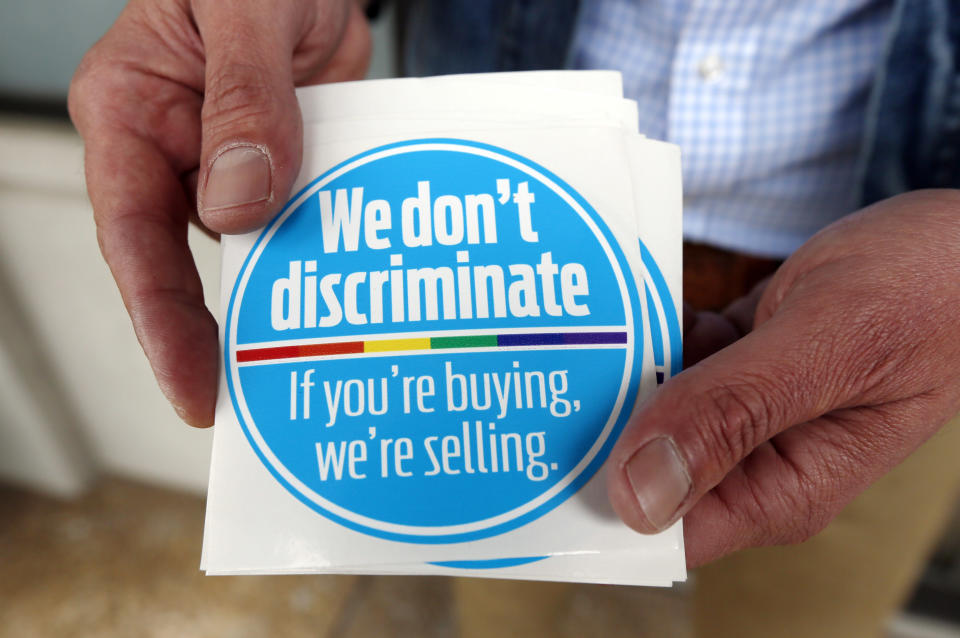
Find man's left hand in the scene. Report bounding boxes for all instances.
[606,189,960,567]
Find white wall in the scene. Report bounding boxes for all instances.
[0,116,217,494]
[0,0,128,99]
[0,7,397,496]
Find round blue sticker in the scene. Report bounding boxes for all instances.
[225,139,644,543]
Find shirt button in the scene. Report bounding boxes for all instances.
[697,55,725,82]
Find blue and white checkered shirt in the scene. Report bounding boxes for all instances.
[569,0,894,258]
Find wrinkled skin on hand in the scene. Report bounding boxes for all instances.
[606,190,960,566]
[69,0,371,426]
[70,2,960,568]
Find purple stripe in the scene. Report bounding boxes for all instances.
[498,333,563,346]
[562,331,627,345]
[497,332,627,347]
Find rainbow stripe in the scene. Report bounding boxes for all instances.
[236,331,627,363]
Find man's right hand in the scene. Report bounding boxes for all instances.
[69,0,371,426]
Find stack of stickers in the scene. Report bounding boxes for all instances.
[202,71,685,586]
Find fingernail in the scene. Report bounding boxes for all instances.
[203,145,271,211]
[624,437,692,531]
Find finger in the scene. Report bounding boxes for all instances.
[682,394,944,567]
[192,0,348,233]
[606,290,878,535]
[683,311,739,368]
[683,278,769,367]
[294,2,371,85]
[723,275,769,335]
[69,6,218,427]
[83,127,218,427]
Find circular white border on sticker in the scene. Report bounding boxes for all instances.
[227,142,637,537]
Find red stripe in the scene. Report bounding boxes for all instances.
[236,341,364,363]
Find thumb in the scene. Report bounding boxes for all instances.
[194,1,323,234]
[606,296,860,534]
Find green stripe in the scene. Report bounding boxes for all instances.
[430,335,498,349]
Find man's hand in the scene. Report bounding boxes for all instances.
[68,0,371,426]
[607,190,960,567]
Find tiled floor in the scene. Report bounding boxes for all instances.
[0,478,692,637]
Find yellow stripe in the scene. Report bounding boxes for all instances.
[364,338,431,353]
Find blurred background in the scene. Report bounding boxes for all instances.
[1,2,959,637]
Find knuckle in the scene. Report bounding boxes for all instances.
[692,377,782,469]
[778,508,830,546]
[68,49,108,119]
[773,478,830,544]
[762,456,833,546]
[202,62,280,133]
[734,475,827,548]
[68,49,135,131]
